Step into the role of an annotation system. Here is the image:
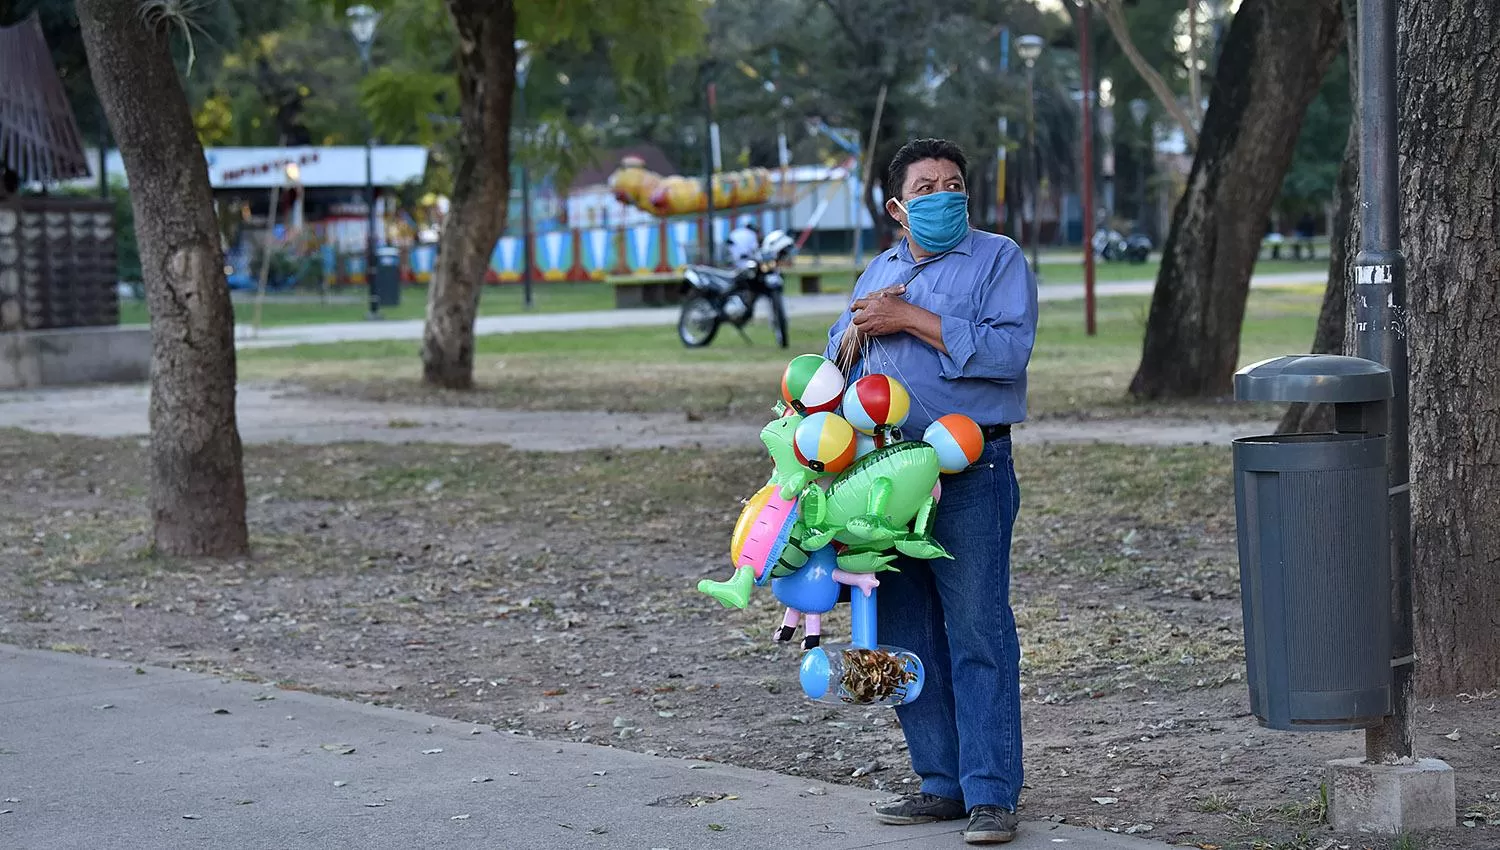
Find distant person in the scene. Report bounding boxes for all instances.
[726,220,760,265]
[1294,213,1317,260]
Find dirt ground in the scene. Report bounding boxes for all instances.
[1,394,1497,850]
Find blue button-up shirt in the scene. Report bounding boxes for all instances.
[821,229,1038,436]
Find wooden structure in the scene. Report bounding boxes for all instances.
[0,14,118,332]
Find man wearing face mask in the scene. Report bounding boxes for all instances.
[821,138,1037,846]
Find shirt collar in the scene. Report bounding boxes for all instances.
[890,229,978,263]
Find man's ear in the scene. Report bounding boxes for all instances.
[885,198,905,228]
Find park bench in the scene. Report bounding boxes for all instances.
[604,263,865,309]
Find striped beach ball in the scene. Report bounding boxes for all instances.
[793,411,858,474]
[780,354,845,415]
[842,374,911,435]
[923,413,985,474]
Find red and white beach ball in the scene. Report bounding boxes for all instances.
[841,374,911,435]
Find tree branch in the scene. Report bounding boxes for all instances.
[1089,0,1199,149]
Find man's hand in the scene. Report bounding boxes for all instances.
[851,289,917,337]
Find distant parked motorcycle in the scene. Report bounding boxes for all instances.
[677,229,796,349]
[1092,226,1153,264]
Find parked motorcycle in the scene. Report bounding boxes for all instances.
[1092,226,1153,264]
[677,229,795,349]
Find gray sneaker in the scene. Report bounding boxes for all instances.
[963,805,1019,844]
[873,792,967,825]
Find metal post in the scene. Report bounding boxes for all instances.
[518,83,534,310]
[1353,0,1413,764]
[1078,2,1096,336]
[702,70,716,264]
[362,53,380,321]
[1025,65,1041,280]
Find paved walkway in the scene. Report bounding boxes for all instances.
[232,272,1326,350]
[0,646,1168,850]
[0,382,1275,450]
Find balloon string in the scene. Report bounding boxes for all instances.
[868,335,936,428]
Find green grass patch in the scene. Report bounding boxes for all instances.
[238,287,1321,423]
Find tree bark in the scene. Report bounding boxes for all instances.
[421,0,515,390]
[1400,0,1500,696]
[76,0,248,556]
[1127,0,1345,399]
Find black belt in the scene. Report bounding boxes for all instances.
[981,423,1012,441]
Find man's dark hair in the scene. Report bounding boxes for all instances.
[885,138,968,202]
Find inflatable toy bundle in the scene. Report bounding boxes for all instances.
[696,354,987,706]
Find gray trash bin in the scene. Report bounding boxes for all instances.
[1232,354,1393,731]
[374,247,401,308]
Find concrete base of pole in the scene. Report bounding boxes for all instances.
[1326,757,1455,833]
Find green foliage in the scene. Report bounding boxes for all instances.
[1278,50,1350,215]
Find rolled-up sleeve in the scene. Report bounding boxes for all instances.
[937,244,1038,382]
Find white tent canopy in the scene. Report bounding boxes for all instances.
[58,145,429,191]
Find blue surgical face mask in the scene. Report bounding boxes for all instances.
[897,191,970,253]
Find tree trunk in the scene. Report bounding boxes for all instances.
[1400,0,1500,696]
[1127,0,1345,399]
[76,0,248,556]
[1273,128,1355,435]
[421,0,515,390]
[1278,0,1359,435]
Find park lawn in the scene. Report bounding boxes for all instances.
[237,285,1323,423]
[117,258,1325,327]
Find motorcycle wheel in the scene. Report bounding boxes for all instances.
[678,293,720,347]
[768,291,789,349]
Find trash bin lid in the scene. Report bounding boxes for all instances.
[1234,354,1393,403]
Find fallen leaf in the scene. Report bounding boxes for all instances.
[592,770,607,776]
[333,781,348,788]
[321,744,356,755]
[252,694,276,702]
[451,814,470,821]
[707,824,726,832]
[364,802,386,808]
[542,688,566,697]
[181,814,201,820]
[471,776,492,783]
[422,748,444,755]
[1125,824,1154,834]
[589,826,608,835]
[0,810,12,816]
[94,704,114,711]
[1092,797,1119,805]
[1445,729,1462,741]
[3,799,17,803]
[213,709,231,715]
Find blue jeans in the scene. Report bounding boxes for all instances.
[877,437,1023,810]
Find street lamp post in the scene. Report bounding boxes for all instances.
[1075,4,1096,336]
[1130,98,1149,236]
[515,40,534,310]
[347,4,381,321]
[1015,35,1045,283]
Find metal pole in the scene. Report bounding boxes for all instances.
[1353,0,1413,764]
[1026,64,1041,280]
[703,72,716,263]
[362,53,380,321]
[1078,2,1096,336]
[519,83,534,310]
